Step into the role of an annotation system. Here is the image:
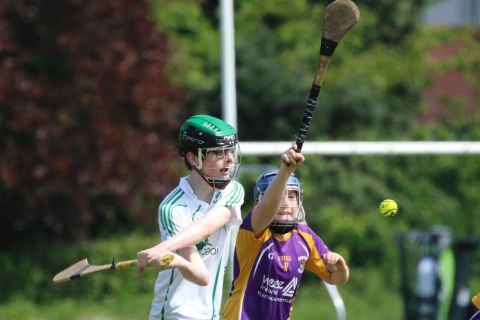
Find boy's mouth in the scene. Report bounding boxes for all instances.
[220,167,230,174]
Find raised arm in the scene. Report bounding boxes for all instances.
[250,144,304,236]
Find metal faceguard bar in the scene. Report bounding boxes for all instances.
[195,145,241,189]
[257,185,304,221]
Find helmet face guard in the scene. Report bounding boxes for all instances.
[254,169,303,234]
[195,145,241,189]
[179,115,240,189]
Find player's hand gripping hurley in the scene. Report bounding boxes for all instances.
[296,0,360,152]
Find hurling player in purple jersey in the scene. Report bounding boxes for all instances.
[222,144,349,320]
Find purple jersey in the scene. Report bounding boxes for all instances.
[222,211,331,320]
[470,311,480,320]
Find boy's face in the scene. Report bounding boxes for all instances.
[198,146,237,179]
[273,189,299,221]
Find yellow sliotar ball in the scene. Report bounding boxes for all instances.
[379,199,398,217]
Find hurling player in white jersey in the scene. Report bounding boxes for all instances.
[137,114,244,320]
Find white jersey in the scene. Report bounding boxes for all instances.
[150,176,244,320]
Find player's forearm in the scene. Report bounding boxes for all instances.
[175,254,210,286]
[156,227,207,252]
[158,207,232,252]
[139,248,209,285]
[261,165,293,209]
[251,165,295,232]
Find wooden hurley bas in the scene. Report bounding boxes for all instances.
[53,254,174,284]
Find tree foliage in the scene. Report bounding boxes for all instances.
[359,0,437,44]
[0,0,184,245]
[151,0,438,141]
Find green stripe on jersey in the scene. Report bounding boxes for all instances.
[192,205,202,221]
[159,188,184,237]
[210,248,224,319]
[159,188,180,236]
[160,269,177,320]
[213,192,222,203]
[225,181,244,207]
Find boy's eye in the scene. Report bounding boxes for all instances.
[211,148,234,158]
[287,191,297,198]
[205,150,225,159]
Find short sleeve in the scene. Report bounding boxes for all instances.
[214,180,244,226]
[157,189,191,240]
[296,224,331,280]
[235,211,271,258]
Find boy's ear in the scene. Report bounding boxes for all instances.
[186,152,200,168]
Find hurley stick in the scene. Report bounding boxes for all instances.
[296,0,360,151]
[53,254,174,284]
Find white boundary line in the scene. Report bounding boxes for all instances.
[323,281,346,320]
[240,141,480,155]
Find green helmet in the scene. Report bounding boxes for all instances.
[179,115,238,153]
[179,115,240,189]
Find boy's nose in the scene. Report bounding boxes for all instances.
[225,151,234,162]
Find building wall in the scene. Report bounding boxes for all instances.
[423,0,480,26]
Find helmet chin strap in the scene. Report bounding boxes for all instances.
[193,167,230,190]
[269,206,302,234]
[269,220,299,234]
